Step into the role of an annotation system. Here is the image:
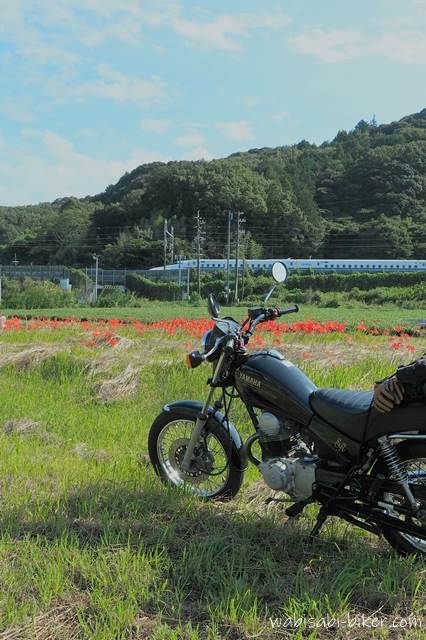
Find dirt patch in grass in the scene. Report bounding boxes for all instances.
[70,442,111,461]
[3,418,41,436]
[2,419,61,445]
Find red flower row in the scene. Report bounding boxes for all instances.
[0,316,421,353]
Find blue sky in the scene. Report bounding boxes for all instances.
[1,0,425,206]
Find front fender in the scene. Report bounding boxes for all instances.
[163,399,248,470]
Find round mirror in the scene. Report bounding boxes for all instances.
[207,293,220,318]
[271,261,288,284]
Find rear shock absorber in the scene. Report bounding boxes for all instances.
[378,437,419,510]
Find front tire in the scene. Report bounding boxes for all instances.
[148,408,244,499]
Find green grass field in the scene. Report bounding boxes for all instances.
[0,321,425,638]
[2,301,426,326]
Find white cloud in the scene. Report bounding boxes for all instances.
[181,146,213,161]
[175,132,205,147]
[69,65,167,106]
[170,8,291,51]
[141,119,171,134]
[0,130,170,206]
[370,31,426,62]
[216,120,255,142]
[289,23,426,64]
[272,110,290,122]
[0,2,79,68]
[289,28,365,63]
[243,96,270,109]
[0,2,290,60]
[0,99,37,124]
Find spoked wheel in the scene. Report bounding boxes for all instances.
[148,409,244,499]
[376,442,426,555]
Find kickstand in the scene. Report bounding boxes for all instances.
[308,507,328,541]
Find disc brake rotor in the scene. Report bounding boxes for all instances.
[168,438,208,484]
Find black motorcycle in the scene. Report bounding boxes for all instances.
[149,262,426,555]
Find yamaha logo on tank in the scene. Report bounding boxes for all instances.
[239,372,262,389]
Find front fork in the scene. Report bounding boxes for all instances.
[181,350,227,472]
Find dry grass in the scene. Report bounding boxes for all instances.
[70,442,111,461]
[96,364,141,403]
[0,603,79,640]
[0,345,65,369]
[3,418,41,435]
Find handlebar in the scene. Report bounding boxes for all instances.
[244,304,298,341]
[188,304,299,367]
[274,304,299,317]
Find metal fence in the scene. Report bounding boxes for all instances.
[0,265,184,285]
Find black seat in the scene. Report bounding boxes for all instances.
[310,388,373,438]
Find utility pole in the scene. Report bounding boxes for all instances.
[12,253,19,267]
[234,211,246,303]
[92,254,99,303]
[226,210,232,304]
[170,225,175,264]
[163,220,167,270]
[177,254,185,287]
[194,210,205,296]
[163,220,175,270]
[242,256,246,301]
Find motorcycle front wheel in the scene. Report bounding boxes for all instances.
[148,408,244,499]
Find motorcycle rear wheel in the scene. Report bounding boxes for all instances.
[375,442,426,555]
[148,408,244,499]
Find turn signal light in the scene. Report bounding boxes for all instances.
[186,350,204,369]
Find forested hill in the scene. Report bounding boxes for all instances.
[1,109,426,268]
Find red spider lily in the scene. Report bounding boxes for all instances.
[0,315,422,349]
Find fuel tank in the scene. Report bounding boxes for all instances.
[235,350,316,426]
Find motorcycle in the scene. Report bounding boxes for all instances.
[148,262,426,555]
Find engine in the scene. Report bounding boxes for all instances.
[257,412,317,501]
[259,456,317,500]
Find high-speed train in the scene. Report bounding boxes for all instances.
[150,259,426,273]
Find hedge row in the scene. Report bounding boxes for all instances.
[126,274,182,301]
[285,270,426,292]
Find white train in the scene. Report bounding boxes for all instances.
[150,259,426,273]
